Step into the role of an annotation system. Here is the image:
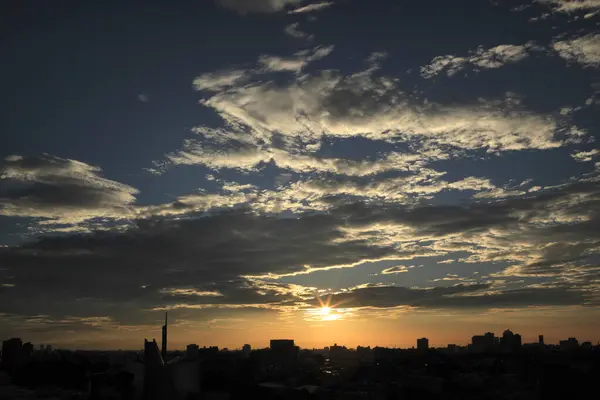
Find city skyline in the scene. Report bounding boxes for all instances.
[3,328,597,352]
[2,0,600,349]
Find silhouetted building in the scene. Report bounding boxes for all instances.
[471,332,495,352]
[417,337,429,351]
[270,339,298,359]
[445,344,458,354]
[539,335,544,346]
[270,339,295,352]
[186,344,199,359]
[242,344,251,358]
[161,312,168,361]
[500,330,521,352]
[559,337,579,351]
[198,346,219,357]
[1,338,23,371]
[143,339,171,400]
[22,342,33,358]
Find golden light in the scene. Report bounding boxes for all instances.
[319,306,331,316]
[304,294,350,322]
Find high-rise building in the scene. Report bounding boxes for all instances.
[1,338,23,371]
[471,332,495,352]
[143,339,168,400]
[161,312,168,361]
[186,344,199,359]
[538,335,544,346]
[242,344,251,357]
[500,329,522,352]
[417,337,429,351]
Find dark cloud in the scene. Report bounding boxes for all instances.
[0,154,137,222]
[2,175,600,324]
[0,209,394,320]
[319,284,585,309]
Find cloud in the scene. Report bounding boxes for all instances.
[258,46,334,72]
[381,265,409,274]
[553,34,600,67]
[201,67,573,153]
[137,93,149,102]
[166,135,448,176]
[421,43,538,79]
[572,149,600,162]
[259,55,308,73]
[156,51,584,187]
[193,69,249,92]
[216,0,303,14]
[288,1,334,14]
[3,171,600,323]
[0,154,138,223]
[285,23,313,40]
[193,47,334,93]
[0,208,400,320]
[539,0,600,12]
[316,283,585,309]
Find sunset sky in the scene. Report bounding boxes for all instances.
[1,0,600,350]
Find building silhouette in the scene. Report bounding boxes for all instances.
[559,337,579,351]
[142,316,200,400]
[186,344,199,359]
[471,332,495,352]
[270,339,295,352]
[500,329,522,352]
[1,338,23,372]
[417,338,429,351]
[161,312,168,362]
[242,344,251,358]
[539,335,544,346]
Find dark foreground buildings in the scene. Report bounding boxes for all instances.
[1,327,599,400]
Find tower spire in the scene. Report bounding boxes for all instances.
[161,312,168,361]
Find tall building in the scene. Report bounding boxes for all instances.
[186,344,199,359]
[1,338,23,371]
[143,339,168,400]
[417,337,429,351]
[161,312,168,361]
[500,329,522,352]
[538,335,544,346]
[242,344,251,357]
[471,332,495,353]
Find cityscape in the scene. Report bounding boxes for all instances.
[1,312,599,399]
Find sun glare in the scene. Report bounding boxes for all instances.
[320,306,331,316]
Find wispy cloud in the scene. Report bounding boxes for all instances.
[421,42,539,78]
[539,0,600,12]
[288,1,335,14]
[285,22,314,40]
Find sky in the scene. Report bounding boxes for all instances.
[1,0,600,350]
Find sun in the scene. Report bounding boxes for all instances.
[319,306,331,316]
